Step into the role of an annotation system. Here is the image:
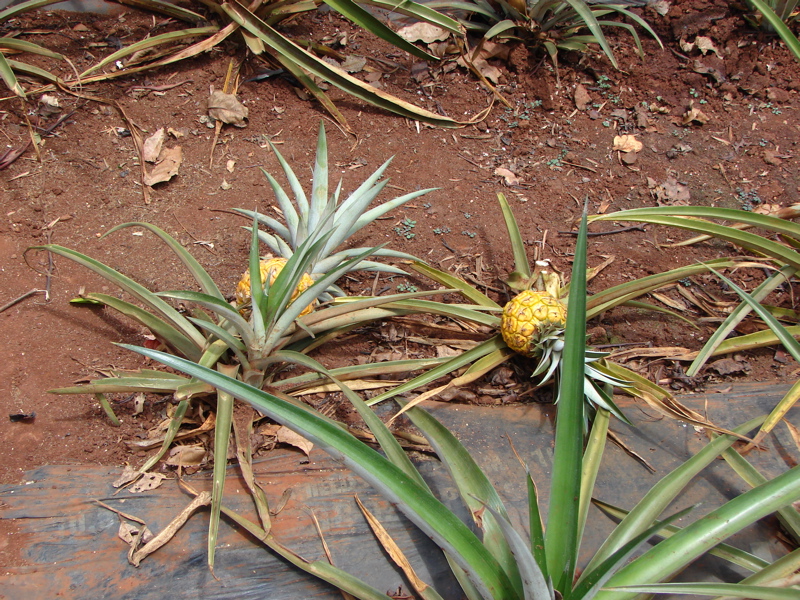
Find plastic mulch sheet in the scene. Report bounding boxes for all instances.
[1,383,797,599]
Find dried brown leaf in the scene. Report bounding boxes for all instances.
[650,175,691,205]
[339,55,367,73]
[683,105,710,125]
[129,492,211,566]
[113,464,139,488]
[651,291,688,311]
[784,419,800,451]
[574,83,592,111]
[276,426,313,456]
[397,22,450,44]
[355,495,432,596]
[494,167,521,186]
[132,392,146,415]
[208,90,248,127]
[142,127,165,163]
[165,443,207,466]
[129,472,166,493]
[144,146,182,186]
[707,357,751,376]
[612,134,643,153]
[118,521,153,546]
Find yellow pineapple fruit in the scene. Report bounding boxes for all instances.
[235,257,316,316]
[500,290,567,357]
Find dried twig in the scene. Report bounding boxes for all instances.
[0,110,73,171]
[0,289,45,313]
[559,225,646,237]
[209,59,239,168]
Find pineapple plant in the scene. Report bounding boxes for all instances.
[497,260,630,423]
[235,122,436,300]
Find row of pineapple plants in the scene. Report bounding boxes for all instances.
[35,123,800,598]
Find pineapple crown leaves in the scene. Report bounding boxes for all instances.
[234,122,437,277]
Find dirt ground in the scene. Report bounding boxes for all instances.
[1,0,800,520]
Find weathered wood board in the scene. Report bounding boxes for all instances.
[1,383,798,599]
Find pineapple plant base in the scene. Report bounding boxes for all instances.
[234,257,316,317]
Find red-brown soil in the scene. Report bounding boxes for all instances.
[2,0,800,567]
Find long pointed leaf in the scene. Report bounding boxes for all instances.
[323,0,442,61]
[159,290,254,349]
[748,0,800,62]
[0,37,64,59]
[567,506,696,600]
[119,345,520,600]
[208,364,238,569]
[482,503,553,600]
[0,51,25,97]
[594,467,800,600]
[32,245,207,352]
[221,0,460,127]
[366,336,505,406]
[718,436,800,543]
[562,0,617,68]
[82,293,203,362]
[409,261,499,308]
[308,121,329,233]
[79,27,216,78]
[401,402,524,597]
[705,266,800,446]
[545,204,588,593]
[593,499,773,574]
[603,582,800,600]
[497,192,532,281]
[580,415,767,578]
[105,222,225,300]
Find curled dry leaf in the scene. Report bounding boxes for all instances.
[113,464,139,488]
[683,105,710,125]
[339,55,367,73]
[612,134,643,153]
[165,443,206,466]
[276,426,313,456]
[707,357,751,376]
[142,128,165,163]
[763,149,783,166]
[649,175,691,205]
[784,418,800,452]
[680,36,721,58]
[144,146,182,186]
[118,521,154,546]
[458,40,510,85]
[129,472,166,493]
[574,83,592,111]
[37,94,61,118]
[397,22,449,44]
[650,0,671,15]
[132,392,146,415]
[494,167,521,186]
[207,90,248,127]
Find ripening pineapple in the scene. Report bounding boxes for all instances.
[501,286,631,425]
[500,290,566,357]
[235,257,316,316]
